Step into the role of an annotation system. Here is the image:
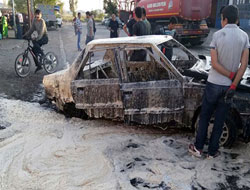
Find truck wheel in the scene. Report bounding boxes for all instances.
[194,110,237,148]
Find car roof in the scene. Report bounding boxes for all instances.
[87,35,173,47]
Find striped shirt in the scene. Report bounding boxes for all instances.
[76,18,83,32]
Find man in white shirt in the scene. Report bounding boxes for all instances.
[189,5,249,159]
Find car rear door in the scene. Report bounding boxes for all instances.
[71,49,124,120]
[120,47,184,126]
[72,78,123,119]
[121,80,184,126]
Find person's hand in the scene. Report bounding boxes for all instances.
[229,72,236,81]
[224,84,236,104]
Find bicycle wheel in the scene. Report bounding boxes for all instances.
[43,52,58,74]
[15,53,31,77]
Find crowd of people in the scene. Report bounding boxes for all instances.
[72,7,172,52]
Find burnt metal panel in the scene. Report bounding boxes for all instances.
[71,79,123,119]
[121,80,184,125]
[183,83,205,127]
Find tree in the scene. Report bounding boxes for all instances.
[91,9,105,21]
[69,0,78,17]
[8,0,62,14]
[103,0,118,16]
[8,0,27,13]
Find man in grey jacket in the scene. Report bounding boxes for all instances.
[24,9,48,72]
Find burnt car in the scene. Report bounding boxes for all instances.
[43,35,250,147]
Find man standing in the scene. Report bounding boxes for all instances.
[23,9,48,73]
[142,7,151,35]
[85,11,94,45]
[161,17,177,61]
[123,12,136,36]
[165,17,176,37]
[189,5,249,159]
[130,7,147,61]
[2,15,8,38]
[75,12,83,51]
[73,16,77,35]
[91,12,96,39]
[108,14,119,38]
[132,7,147,37]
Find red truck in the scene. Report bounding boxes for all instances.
[119,0,212,45]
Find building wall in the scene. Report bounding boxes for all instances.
[233,0,250,29]
[215,0,229,28]
[214,0,250,29]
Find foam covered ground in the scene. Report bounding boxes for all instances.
[0,98,249,190]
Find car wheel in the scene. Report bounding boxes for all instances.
[194,110,237,148]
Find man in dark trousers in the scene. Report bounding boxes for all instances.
[91,12,96,39]
[23,9,48,73]
[108,14,119,38]
[189,5,249,159]
[130,7,147,61]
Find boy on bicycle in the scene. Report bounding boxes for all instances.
[23,9,48,73]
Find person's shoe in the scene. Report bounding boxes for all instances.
[35,66,43,73]
[207,151,221,159]
[188,144,202,158]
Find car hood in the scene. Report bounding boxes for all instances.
[43,50,85,110]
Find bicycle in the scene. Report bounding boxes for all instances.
[15,39,58,77]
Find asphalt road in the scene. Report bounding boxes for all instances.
[0,23,213,102]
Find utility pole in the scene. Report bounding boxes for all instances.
[30,0,34,18]
[11,0,16,37]
[27,0,32,27]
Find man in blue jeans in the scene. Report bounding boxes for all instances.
[189,5,249,159]
[76,12,83,51]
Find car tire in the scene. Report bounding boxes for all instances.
[193,110,238,148]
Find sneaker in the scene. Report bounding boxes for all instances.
[207,151,221,159]
[34,66,43,73]
[188,144,202,158]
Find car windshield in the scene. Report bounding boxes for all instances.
[157,39,198,75]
